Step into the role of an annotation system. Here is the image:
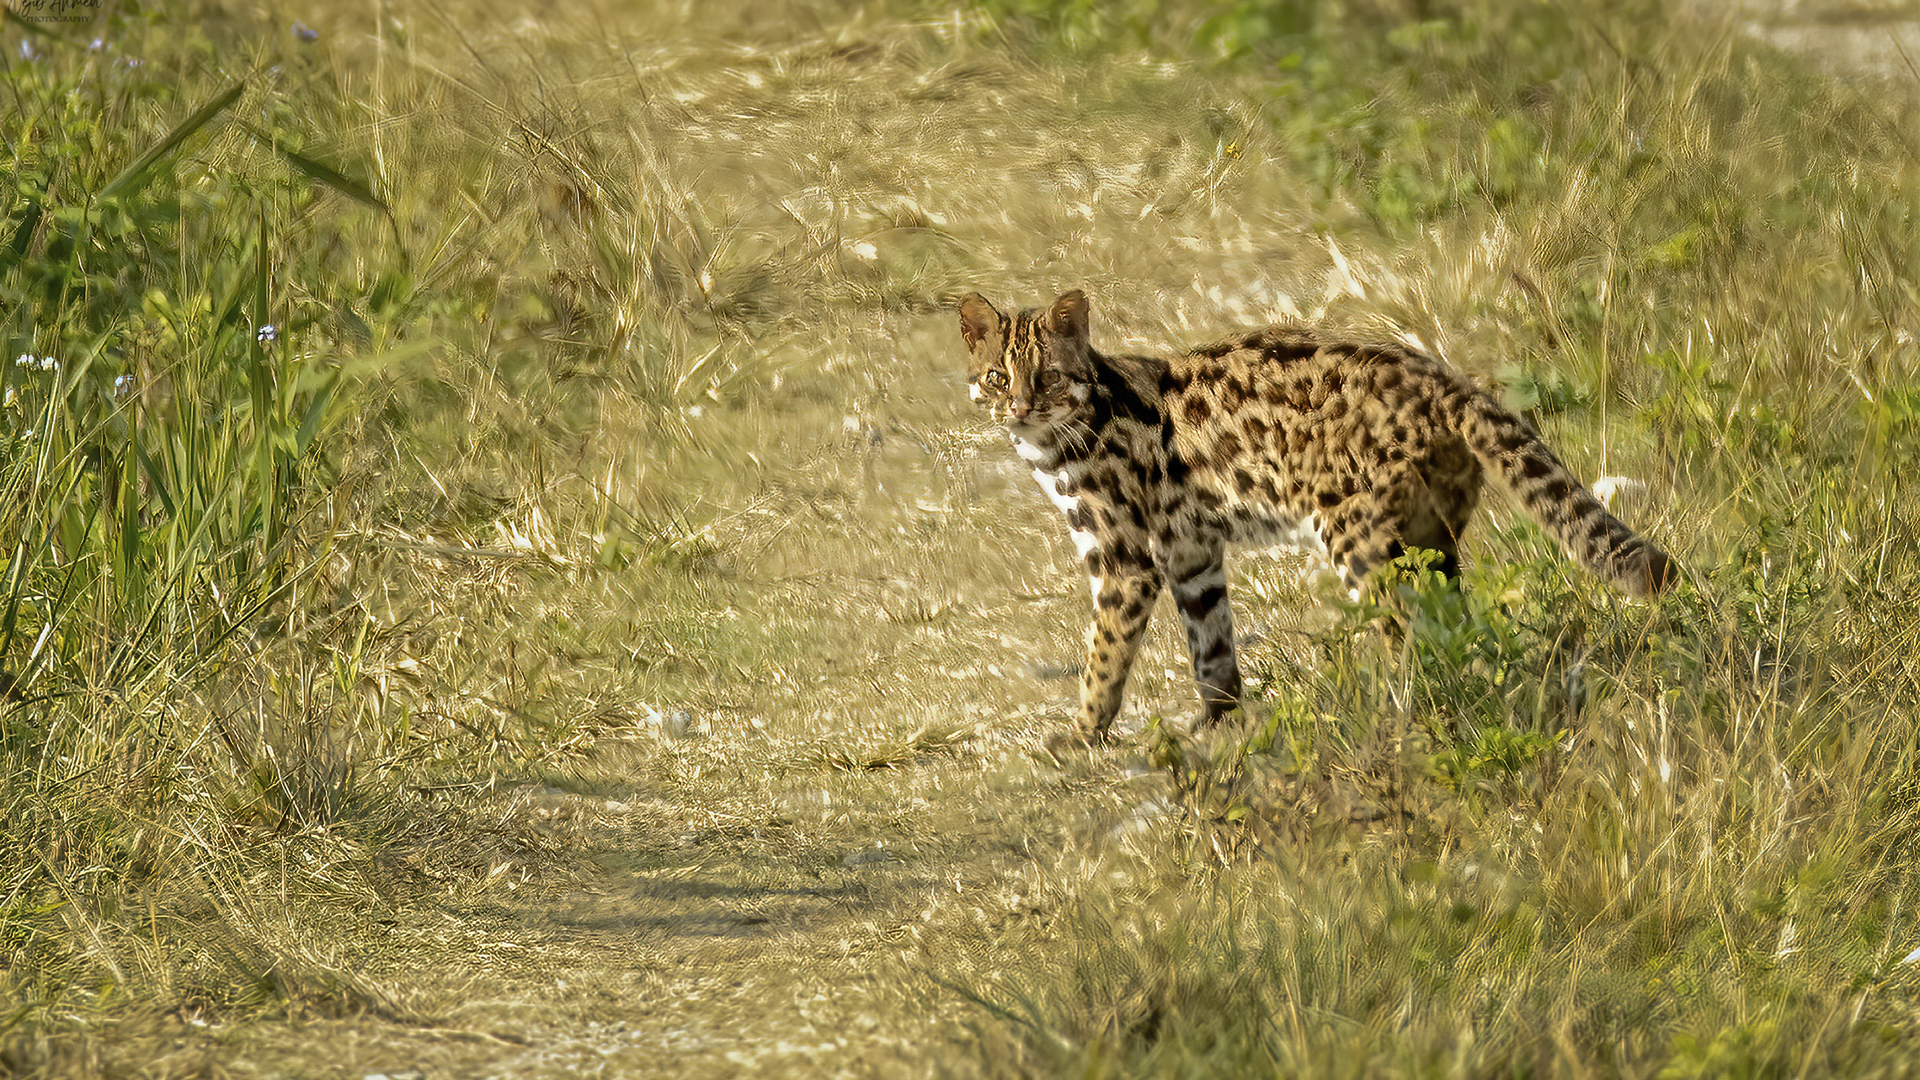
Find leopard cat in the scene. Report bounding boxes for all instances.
[958,289,1678,741]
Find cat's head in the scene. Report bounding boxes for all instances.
[957,290,1096,436]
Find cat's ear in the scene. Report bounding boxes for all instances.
[959,294,1002,351]
[1049,290,1090,340]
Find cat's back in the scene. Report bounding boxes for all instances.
[1177,323,1454,381]
[1162,323,1465,426]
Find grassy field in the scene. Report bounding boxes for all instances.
[6,0,1920,1075]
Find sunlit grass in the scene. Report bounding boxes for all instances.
[3,0,1920,1074]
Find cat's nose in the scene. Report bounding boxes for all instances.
[1010,398,1033,419]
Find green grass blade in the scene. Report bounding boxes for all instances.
[96,81,246,204]
[0,540,28,656]
[134,437,176,520]
[0,465,86,659]
[239,122,389,212]
[116,445,143,618]
[294,369,342,457]
[0,201,43,277]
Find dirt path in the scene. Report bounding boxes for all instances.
[122,693,1135,1078]
[93,385,1179,1078]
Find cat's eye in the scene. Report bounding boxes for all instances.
[1037,370,1064,390]
[982,370,1009,390]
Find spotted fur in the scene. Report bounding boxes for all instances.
[959,289,1678,739]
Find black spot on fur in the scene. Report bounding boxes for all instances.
[1179,583,1227,618]
[1109,540,1150,568]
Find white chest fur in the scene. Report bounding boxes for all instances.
[1030,467,1079,515]
[1031,466,1102,577]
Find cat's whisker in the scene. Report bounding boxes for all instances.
[1056,419,1094,457]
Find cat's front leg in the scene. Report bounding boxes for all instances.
[1159,537,1242,725]
[1077,560,1161,740]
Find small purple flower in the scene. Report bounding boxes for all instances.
[113,374,136,400]
[291,21,319,42]
[19,41,38,62]
[14,354,32,368]
[90,39,105,52]
[257,324,278,344]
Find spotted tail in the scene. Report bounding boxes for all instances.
[1444,382,1678,597]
